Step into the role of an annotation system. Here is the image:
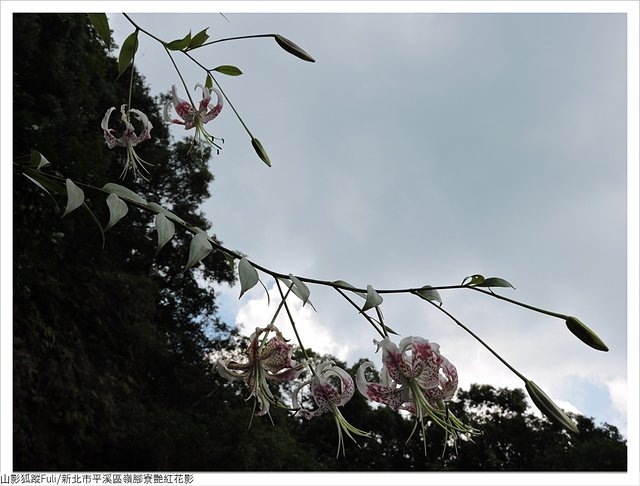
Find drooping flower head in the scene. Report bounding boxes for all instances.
[101,104,153,181]
[217,324,304,417]
[357,336,479,452]
[293,360,371,457]
[164,84,224,152]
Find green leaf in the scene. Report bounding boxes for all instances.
[155,213,175,255]
[525,380,579,434]
[462,274,485,286]
[105,193,128,231]
[118,30,139,78]
[213,65,243,76]
[384,325,399,336]
[62,179,85,218]
[22,174,60,211]
[204,73,213,90]
[166,31,192,51]
[30,149,51,170]
[288,274,311,306]
[185,232,212,270]
[187,28,209,49]
[477,277,515,289]
[332,280,367,299]
[251,138,271,167]
[238,257,260,299]
[362,285,383,313]
[88,13,111,48]
[102,182,147,205]
[145,202,186,225]
[274,34,315,62]
[565,316,609,352]
[414,286,442,305]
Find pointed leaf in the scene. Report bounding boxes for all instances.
[30,149,51,170]
[274,34,315,62]
[462,274,485,286]
[333,279,367,299]
[166,31,192,50]
[525,380,579,434]
[565,316,609,352]
[22,174,60,211]
[362,285,383,313]
[62,179,85,217]
[145,202,186,224]
[213,65,243,76]
[288,274,310,306]
[414,286,442,305]
[204,73,213,90]
[238,257,260,299]
[384,325,400,336]
[251,138,271,167]
[118,30,139,77]
[477,277,515,289]
[88,13,111,48]
[105,193,128,231]
[187,28,209,49]
[102,182,147,205]
[185,232,212,270]
[155,213,175,254]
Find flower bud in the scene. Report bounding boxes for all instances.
[251,138,272,167]
[274,34,315,63]
[565,316,609,352]
[525,380,579,434]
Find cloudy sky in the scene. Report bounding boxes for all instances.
[1,2,637,478]
[105,8,636,437]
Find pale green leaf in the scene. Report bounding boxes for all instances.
[102,182,147,205]
[145,202,186,224]
[362,285,383,313]
[288,273,310,306]
[88,13,111,48]
[118,31,139,77]
[238,257,259,299]
[166,31,192,50]
[477,277,515,289]
[62,179,85,218]
[30,149,51,170]
[105,193,128,231]
[414,286,442,305]
[462,274,485,286]
[155,213,175,255]
[213,65,243,76]
[185,231,212,270]
[187,28,209,49]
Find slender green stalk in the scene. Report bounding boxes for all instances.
[275,278,314,375]
[335,287,385,338]
[16,164,575,333]
[426,300,527,382]
[190,34,274,50]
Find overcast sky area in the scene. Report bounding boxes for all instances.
[104,9,635,438]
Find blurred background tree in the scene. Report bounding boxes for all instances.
[12,13,627,472]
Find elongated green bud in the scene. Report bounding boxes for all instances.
[525,380,579,434]
[565,316,609,352]
[251,138,272,167]
[274,35,315,63]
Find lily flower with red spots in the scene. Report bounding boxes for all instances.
[357,336,479,452]
[164,84,224,152]
[293,360,371,456]
[217,324,304,418]
[101,104,153,181]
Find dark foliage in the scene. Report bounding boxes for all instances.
[13,14,626,472]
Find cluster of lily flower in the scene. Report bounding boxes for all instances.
[216,324,479,456]
[101,84,223,180]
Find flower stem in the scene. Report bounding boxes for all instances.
[426,300,527,382]
[335,287,385,338]
[275,278,314,376]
